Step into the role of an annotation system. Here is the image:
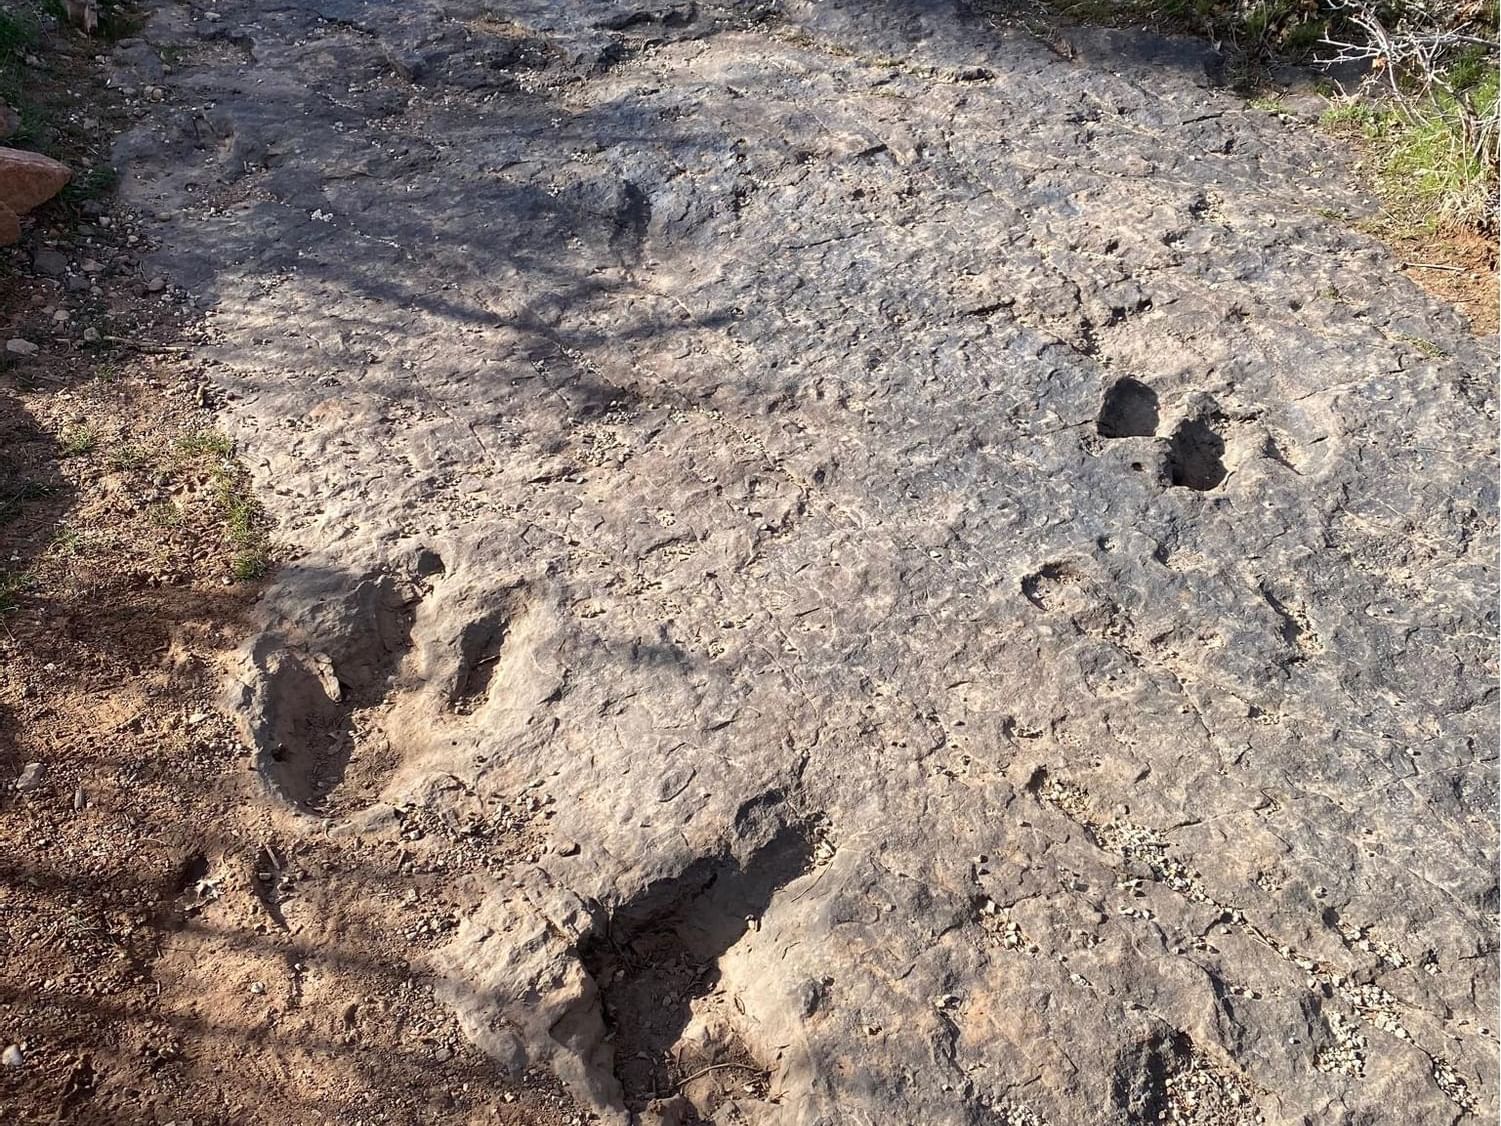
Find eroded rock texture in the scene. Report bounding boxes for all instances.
[114,0,1497,1121]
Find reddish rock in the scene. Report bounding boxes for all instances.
[0,147,70,243]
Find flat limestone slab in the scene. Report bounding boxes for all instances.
[116,1,1498,1122]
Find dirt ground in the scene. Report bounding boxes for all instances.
[1387,225,1499,335]
[0,275,587,1122]
[0,4,1493,1125]
[0,8,585,1125]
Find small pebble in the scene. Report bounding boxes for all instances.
[15,762,45,792]
[1,1044,21,1068]
[5,338,38,357]
[147,276,166,293]
[73,786,87,811]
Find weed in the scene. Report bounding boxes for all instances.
[0,5,43,147]
[0,570,31,614]
[60,163,119,207]
[1381,73,1498,230]
[231,550,270,581]
[1008,0,1340,70]
[0,8,42,58]
[1393,332,1447,358]
[1320,101,1381,133]
[1323,73,1499,233]
[49,526,83,558]
[214,473,273,582]
[146,501,184,528]
[107,441,150,471]
[57,424,98,457]
[209,459,273,576]
[173,430,233,460]
[213,474,259,545]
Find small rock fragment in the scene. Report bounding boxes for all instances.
[32,248,67,276]
[6,338,39,356]
[1,1044,21,1068]
[15,762,45,791]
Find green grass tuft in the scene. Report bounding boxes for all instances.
[0,570,32,614]
[231,550,270,581]
[107,441,150,471]
[173,430,234,460]
[61,163,120,206]
[57,424,98,457]
[1324,70,1499,234]
[0,8,42,58]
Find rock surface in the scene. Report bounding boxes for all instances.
[113,1,1497,1123]
[0,146,70,245]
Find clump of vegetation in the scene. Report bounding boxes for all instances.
[0,4,43,58]
[57,423,98,457]
[0,6,44,140]
[1044,0,1337,61]
[173,430,273,582]
[214,473,272,580]
[0,0,136,152]
[173,429,234,459]
[60,162,120,206]
[1323,79,1498,231]
[0,569,31,614]
[1320,1,1498,232]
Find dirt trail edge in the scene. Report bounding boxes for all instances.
[104,0,1497,1123]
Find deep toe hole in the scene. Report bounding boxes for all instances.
[1097,377,1159,438]
[1166,416,1227,490]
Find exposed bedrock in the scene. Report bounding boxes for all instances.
[118,0,1496,1121]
